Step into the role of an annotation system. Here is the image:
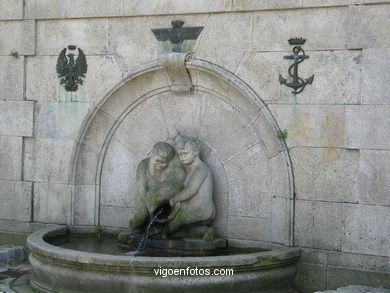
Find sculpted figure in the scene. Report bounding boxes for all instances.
[166,136,216,240]
[129,142,185,234]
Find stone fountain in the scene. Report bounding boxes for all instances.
[117,135,226,253]
[27,50,300,292]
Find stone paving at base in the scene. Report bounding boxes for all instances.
[0,264,31,293]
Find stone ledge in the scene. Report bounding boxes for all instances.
[0,245,25,265]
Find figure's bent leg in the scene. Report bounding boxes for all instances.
[167,209,188,235]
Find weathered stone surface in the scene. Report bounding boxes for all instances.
[362,48,390,105]
[359,150,390,206]
[253,8,348,51]
[295,200,342,250]
[0,136,22,181]
[100,137,138,207]
[195,69,231,99]
[345,105,390,149]
[33,182,71,224]
[0,0,23,20]
[85,56,122,104]
[159,52,193,92]
[252,111,287,158]
[0,20,35,55]
[67,0,123,18]
[158,91,208,139]
[224,143,272,219]
[271,197,293,245]
[198,95,259,161]
[0,219,47,234]
[193,68,266,126]
[114,96,169,159]
[269,105,345,148]
[342,204,390,257]
[0,101,34,137]
[122,69,170,103]
[269,151,292,199]
[299,248,328,264]
[74,141,101,185]
[26,56,58,102]
[235,51,287,102]
[233,0,301,10]
[107,17,158,73]
[211,192,228,238]
[203,150,229,237]
[202,149,229,195]
[0,56,24,101]
[100,205,134,228]
[290,147,359,203]
[37,19,108,55]
[228,216,271,241]
[0,180,32,222]
[98,82,139,119]
[236,50,361,104]
[197,13,252,72]
[228,82,264,123]
[24,138,77,184]
[73,185,95,226]
[327,267,390,290]
[82,109,115,147]
[294,262,327,293]
[123,0,231,15]
[328,251,390,272]
[25,0,67,19]
[347,4,390,49]
[34,101,90,141]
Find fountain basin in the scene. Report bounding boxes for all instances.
[27,226,300,293]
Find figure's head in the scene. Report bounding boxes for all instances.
[151,142,174,170]
[175,137,200,165]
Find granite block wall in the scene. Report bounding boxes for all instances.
[0,1,389,291]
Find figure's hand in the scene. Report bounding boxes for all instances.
[169,198,176,207]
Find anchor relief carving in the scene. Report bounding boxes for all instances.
[279,38,314,95]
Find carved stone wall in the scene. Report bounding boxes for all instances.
[1,2,390,291]
[72,60,294,245]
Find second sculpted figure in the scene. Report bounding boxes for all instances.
[127,135,216,242]
[166,136,216,241]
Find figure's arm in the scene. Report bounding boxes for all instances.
[136,160,148,200]
[170,167,207,205]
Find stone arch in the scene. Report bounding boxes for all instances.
[70,59,294,246]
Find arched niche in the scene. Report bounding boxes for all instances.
[71,59,294,246]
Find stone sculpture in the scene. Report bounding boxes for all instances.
[129,141,186,234]
[165,136,216,241]
[124,135,216,244]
